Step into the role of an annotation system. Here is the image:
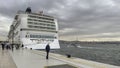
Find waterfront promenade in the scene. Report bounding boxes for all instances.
[0,46,120,68]
[0,48,17,68]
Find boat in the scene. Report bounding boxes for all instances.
[8,7,60,49]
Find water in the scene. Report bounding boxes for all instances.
[50,41,120,66]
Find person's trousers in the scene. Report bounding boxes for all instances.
[46,52,49,59]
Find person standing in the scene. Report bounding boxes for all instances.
[45,43,50,59]
[1,42,5,50]
[21,44,24,48]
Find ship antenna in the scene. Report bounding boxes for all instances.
[26,0,31,8]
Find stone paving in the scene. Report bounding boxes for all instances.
[45,64,77,68]
[0,47,17,68]
[9,49,70,68]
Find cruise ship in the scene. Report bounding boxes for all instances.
[8,7,60,49]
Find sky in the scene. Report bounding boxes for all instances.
[1,0,120,41]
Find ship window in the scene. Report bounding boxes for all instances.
[26,35,27,37]
[28,15,54,21]
[28,25,56,30]
[26,35,29,38]
[30,35,55,39]
[28,22,33,24]
[28,18,32,21]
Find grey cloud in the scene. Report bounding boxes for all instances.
[0,0,120,40]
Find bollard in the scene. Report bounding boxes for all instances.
[66,54,71,58]
[30,48,32,50]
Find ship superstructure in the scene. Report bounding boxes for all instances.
[8,8,60,49]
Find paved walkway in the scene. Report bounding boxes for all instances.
[9,49,79,68]
[0,47,17,68]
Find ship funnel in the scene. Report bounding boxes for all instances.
[26,7,32,13]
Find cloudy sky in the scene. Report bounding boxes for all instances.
[1,0,120,41]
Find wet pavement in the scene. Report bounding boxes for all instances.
[9,49,68,68]
[0,47,17,68]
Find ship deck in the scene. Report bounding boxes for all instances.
[0,46,120,68]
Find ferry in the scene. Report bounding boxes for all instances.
[8,7,60,49]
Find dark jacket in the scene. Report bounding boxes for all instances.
[45,44,50,52]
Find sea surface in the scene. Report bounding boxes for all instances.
[50,41,120,66]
